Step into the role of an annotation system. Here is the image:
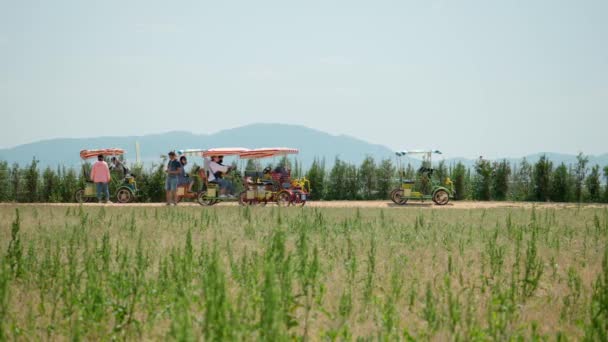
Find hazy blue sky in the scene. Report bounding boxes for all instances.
[1,0,606,158]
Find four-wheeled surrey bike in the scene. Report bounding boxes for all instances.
[75,148,138,203]
[238,148,310,206]
[390,150,455,206]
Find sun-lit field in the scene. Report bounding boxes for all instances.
[0,205,607,341]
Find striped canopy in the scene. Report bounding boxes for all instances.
[176,149,206,157]
[239,147,299,159]
[202,147,249,157]
[176,148,250,158]
[80,148,125,159]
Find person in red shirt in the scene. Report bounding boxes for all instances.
[90,154,112,203]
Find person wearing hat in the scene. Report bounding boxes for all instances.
[208,155,235,197]
[165,151,181,205]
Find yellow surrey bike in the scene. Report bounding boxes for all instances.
[390,150,455,205]
[177,148,248,206]
[75,148,138,203]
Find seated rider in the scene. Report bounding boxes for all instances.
[178,156,194,192]
[272,165,291,188]
[110,157,130,177]
[417,166,434,177]
[273,165,289,178]
[208,155,235,198]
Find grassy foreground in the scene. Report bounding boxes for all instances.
[0,205,607,341]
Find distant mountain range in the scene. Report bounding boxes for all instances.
[1,123,607,170]
[0,124,391,169]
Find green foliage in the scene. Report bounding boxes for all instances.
[604,166,608,203]
[551,163,572,202]
[277,155,292,170]
[0,259,8,340]
[343,163,359,200]
[0,206,606,339]
[574,152,589,202]
[328,158,348,200]
[202,248,233,340]
[138,163,167,202]
[434,160,448,185]
[451,162,467,200]
[511,158,534,201]
[375,158,395,200]
[0,161,9,201]
[6,209,23,278]
[585,165,601,202]
[585,245,608,341]
[41,167,62,202]
[404,163,415,180]
[305,158,326,200]
[423,282,439,332]
[245,159,257,172]
[358,156,376,200]
[492,160,511,201]
[292,159,303,178]
[474,158,493,200]
[60,167,79,202]
[521,224,543,299]
[9,163,22,202]
[0,154,607,203]
[23,158,40,202]
[533,155,552,201]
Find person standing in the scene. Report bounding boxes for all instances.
[165,151,181,205]
[178,156,194,193]
[90,154,112,203]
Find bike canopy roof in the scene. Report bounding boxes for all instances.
[395,150,442,157]
[202,147,249,158]
[176,148,250,158]
[80,148,125,160]
[239,147,299,159]
[176,149,207,157]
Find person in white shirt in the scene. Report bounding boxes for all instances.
[208,155,235,197]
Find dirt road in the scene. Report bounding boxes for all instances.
[2,200,606,209]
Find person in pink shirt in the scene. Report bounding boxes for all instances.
[90,154,112,203]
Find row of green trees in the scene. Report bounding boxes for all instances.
[303,153,608,203]
[0,153,607,203]
[469,154,608,203]
[0,160,169,203]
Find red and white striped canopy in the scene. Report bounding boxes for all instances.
[202,147,249,157]
[80,148,125,159]
[239,147,299,159]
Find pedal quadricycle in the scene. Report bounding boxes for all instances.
[238,147,310,206]
[390,149,454,205]
[75,148,138,203]
[177,148,248,206]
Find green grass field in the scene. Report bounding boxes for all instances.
[0,205,607,341]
